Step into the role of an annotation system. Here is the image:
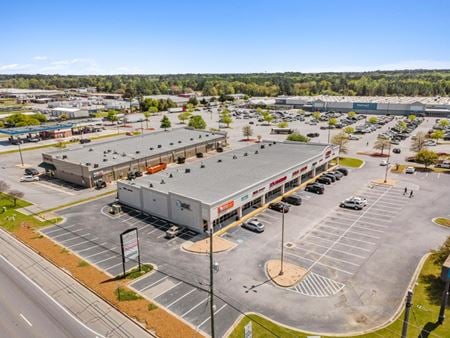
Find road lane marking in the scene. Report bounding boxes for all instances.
[19,313,32,326]
[0,255,105,338]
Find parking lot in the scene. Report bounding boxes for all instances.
[130,271,240,337]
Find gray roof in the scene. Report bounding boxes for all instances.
[45,128,225,170]
[130,141,330,205]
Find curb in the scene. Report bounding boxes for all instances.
[431,217,450,230]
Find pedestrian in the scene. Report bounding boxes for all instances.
[366,141,369,146]
[403,187,407,195]
[409,190,414,198]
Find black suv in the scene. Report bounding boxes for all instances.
[306,132,319,138]
[322,173,336,182]
[336,167,349,176]
[305,183,324,194]
[268,202,290,213]
[25,168,39,176]
[316,176,332,185]
[282,194,302,206]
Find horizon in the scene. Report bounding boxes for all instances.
[2,0,450,75]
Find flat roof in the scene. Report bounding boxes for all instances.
[45,128,225,170]
[0,123,74,136]
[128,141,331,205]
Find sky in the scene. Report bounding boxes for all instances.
[1,0,449,75]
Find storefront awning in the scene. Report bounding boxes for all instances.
[38,162,56,171]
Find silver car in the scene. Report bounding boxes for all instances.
[340,199,364,210]
[242,219,265,233]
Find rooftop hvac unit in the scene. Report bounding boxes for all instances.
[260,144,265,149]
[122,152,127,157]
[113,150,118,154]
[157,144,162,148]
[160,179,165,184]
[232,155,237,159]
[169,173,173,178]
[149,183,153,188]
[94,163,99,168]
[255,150,259,154]
[185,168,191,173]
[103,150,107,154]
[136,150,140,154]
[217,159,222,163]
[200,163,205,168]
[62,155,67,159]
[86,162,91,166]
[243,152,248,157]
[89,148,94,152]
[169,142,174,145]
[103,158,108,162]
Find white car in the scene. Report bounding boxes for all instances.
[340,199,364,210]
[405,167,416,174]
[348,134,360,140]
[20,175,39,182]
[424,140,437,146]
[349,196,367,207]
[242,218,265,233]
[380,160,390,166]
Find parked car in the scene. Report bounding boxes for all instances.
[268,202,290,213]
[436,162,450,169]
[282,194,302,205]
[331,171,344,179]
[347,134,359,140]
[242,218,265,233]
[305,182,324,194]
[306,132,320,138]
[26,136,41,143]
[25,168,39,176]
[336,167,349,176]
[316,176,332,185]
[380,160,389,166]
[405,167,416,174]
[80,138,91,144]
[322,173,336,182]
[20,175,39,182]
[340,198,364,210]
[349,196,368,207]
[392,148,401,154]
[95,179,107,189]
[165,225,184,239]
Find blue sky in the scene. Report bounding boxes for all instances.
[1,0,449,74]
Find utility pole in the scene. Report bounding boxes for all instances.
[384,141,392,183]
[401,289,413,338]
[327,125,331,144]
[280,208,285,276]
[438,280,450,323]
[209,225,216,338]
[17,141,24,167]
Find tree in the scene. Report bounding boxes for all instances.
[0,180,10,199]
[373,138,390,155]
[160,115,171,130]
[410,131,427,152]
[368,116,378,124]
[188,115,206,129]
[277,121,288,128]
[397,121,407,131]
[262,112,274,124]
[178,112,191,124]
[8,190,24,207]
[331,132,349,155]
[106,110,119,122]
[312,111,321,121]
[408,114,416,122]
[222,114,233,128]
[188,96,198,106]
[328,117,337,127]
[415,149,438,168]
[347,111,357,119]
[185,103,195,112]
[59,113,68,121]
[343,126,355,135]
[242,125,253,140]
[287,132,309,143]
[431,130,445,143]
[439,119,449,128]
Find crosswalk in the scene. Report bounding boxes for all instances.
[291,272,345,297]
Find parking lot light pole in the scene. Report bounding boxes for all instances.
[280,208,285,276]
[401,289,413,338]
[209,225,216,338]
[384,142,392,183]
[17,142,24,167]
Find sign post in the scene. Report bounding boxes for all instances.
[120,228,141,278]
[244,321,252,338]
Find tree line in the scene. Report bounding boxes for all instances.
[1,70,450,97]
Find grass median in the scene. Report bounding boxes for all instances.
[230,237,450,338]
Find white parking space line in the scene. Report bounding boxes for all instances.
[76,242,108,253]
[84,247,117,259]
[154,281,183,299]
[104,261,123,271]
[355,220,389,229]
[197,304,227,329]
[147,228,161,235]
[68,238,98,248]
[141,276,169,292]
[137,223,152,232]
[324,221,385,234]
[59,233,91,243]
[51,228,85,239]
[181,297,209,318]
[167,288,197,308]
[286,252,354,275]
[305,235,372,252]
[288,246,360,266]
[319,224,380,239]
[19,313,32,326]
[258,213,279,221]
[341,235,376,246]
[301,240,367,259]
[43,223,78,235]
[94,255,119,264]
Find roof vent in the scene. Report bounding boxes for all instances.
[268,143,272,147]
[169,173,173,178]
[198,135,202,138]
[243,152,248,157]
[94,163,99,168]
[233,155,237,159]
[149,147,154,150]
[160,179,165,184]
[86,162,91,166]
[103,158,108,162]
[255,150,259,154]
[190,137,194,141]
[113,155,117,159]
[217,159,222,163]
[200,163,205,168]
[260,144,265,149]
[170,142,173,145]
[107,149,112,153]
[122,152,127,157]
[185,168,191,173]
[89,148,93,152]
[178,140,182,143]
[273,141,277,145]
[206,134,209,137]
[62,155,67,159]
[103,150,107,154]
[113,150,118,154]
[149,183,153,188]
[157,144,162,148]
[136,150,140,154]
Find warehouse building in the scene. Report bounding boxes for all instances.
[275,95,450,117]
[117,141,339,233]
[40,128,227,188]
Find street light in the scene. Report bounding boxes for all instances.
[280,207,285,276]
[17,141,24,167]
[384,141,392,183]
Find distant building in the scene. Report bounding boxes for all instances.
[51,107,89,119]
[143,95,189,107]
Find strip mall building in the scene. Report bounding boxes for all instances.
[117,141,339,233]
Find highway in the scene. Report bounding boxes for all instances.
[0,254,101,338]
[0,228,153,338]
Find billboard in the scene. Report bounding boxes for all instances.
[353,102,378,110]
[121,228,139,261]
